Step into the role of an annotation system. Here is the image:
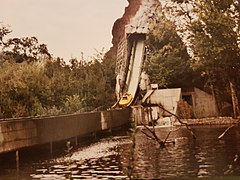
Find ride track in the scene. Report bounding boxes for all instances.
[118,34,146,107]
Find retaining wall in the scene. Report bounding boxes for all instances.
[0,108,131,154]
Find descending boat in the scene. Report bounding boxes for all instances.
[118,93,133,107]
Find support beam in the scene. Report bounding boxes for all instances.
[16,150,19,171]
[75,136,78,146]
[50,142,53,154]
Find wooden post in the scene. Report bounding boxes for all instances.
[75,136,78,146]
[16,150,19,171]
[230,81,240,118]
[210,84,219,116]
[92,132,97,140]
[50,142,53,154]
[108,128,112,134]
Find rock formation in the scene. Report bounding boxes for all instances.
[106,0,142,58]
[106,0,161,59]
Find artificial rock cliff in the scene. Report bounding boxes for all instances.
[106,0,161,59]
[106,0,142,58]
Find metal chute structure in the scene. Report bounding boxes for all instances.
[115,34,146,107]
[113,0,161,108]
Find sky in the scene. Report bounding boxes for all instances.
[0,0,128,60]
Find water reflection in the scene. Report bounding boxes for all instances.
[31,155,127,179]
[1,125,240,179]
[129,126,240,179]
[30,137,130,179]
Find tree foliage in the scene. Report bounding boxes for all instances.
[0,54,116,118]
[187,0,240,116]
[144,16,200,88]
[0,24,11,46]
[0,25,51,63]
[3,37,51,63]
[0,25,116,118]
[0,61,50,117]
[160,0,240,116]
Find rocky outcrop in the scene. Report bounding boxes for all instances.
[106,0,142,58]
[106,0,162,59]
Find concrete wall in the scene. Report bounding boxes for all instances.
[193,88,218,118]
[36,112,102,144]
[0,118,38,153]
[0,108,131,154]
[182,88,218,118]
[144,88,181,116]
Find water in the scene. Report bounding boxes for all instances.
[1,125,240,179]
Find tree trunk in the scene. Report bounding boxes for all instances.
[210,84,219,116]
[230,81,240,118]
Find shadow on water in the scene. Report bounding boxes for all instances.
[1,125,240,179]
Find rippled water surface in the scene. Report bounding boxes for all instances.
[1,125,240,179]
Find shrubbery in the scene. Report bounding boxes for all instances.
[0,57,116,118]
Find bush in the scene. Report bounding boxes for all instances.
[177,100,193,119]
[63,94,83,114]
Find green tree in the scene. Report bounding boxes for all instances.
[0,26,116,118]
[144,16,198,88]
[0,24,11,46]
[0,25,51,63]
[63,94,84,114]
[3,36,51,63]
[163,0,240,116]
[186,0,240,116]
[0,61,51,118]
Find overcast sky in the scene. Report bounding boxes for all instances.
[0,0,128,60]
